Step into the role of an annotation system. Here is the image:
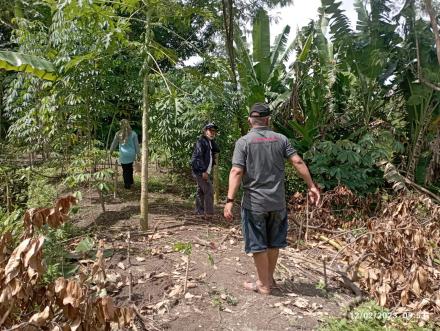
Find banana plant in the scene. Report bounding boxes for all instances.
[0,50,56,81]
[234,8,294,108]
[272,17,330,152]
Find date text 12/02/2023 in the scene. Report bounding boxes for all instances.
[349,310,429,320]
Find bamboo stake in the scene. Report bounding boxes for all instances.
[113,159,118,199]
[297,218,303,248]
[5,183,11,213]
[127,231,132,302]
[213,154,220,205]
[183,254,190,295]
[305,195,309,243]
[323,256,328,293]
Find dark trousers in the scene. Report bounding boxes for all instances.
[121,163,134,189]
[194,174,214,215]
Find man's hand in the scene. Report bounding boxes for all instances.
[202,172,209,181]
[308,186,320,206]
[224,202,233,222]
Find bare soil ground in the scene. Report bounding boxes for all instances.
[72,182,355,331]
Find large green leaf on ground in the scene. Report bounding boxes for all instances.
[0,51,56,81]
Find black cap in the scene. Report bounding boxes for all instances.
[203,122,218,130]
[249,103,271,117]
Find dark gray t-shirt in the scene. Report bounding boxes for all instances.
[232,127,296,212]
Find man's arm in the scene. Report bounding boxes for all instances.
[223,166,244,221]
[288,154,320,205]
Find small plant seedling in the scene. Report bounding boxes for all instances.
[207,252,215,266]
[316,279,326,291]
[173,242,192,255]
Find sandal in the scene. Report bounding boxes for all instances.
[243,281,271,295]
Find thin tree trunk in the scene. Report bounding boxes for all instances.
[140,13,151,230]
[426,128,440,185]
[6,183,11,212]
[0,75,4,141]
[417,1,440,91]
[213,154,220,205]
[105,109,118,151]
[407,101,437,180]
[424,0,440,65]
[222,0,247,136]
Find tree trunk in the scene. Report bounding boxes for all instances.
[0,74,4,140]
[407,102,436,180]
[424,0,440,66]
[140,13,151,230]
[222,0,247,136]
[213,154,220,205]
[426,128,440,185]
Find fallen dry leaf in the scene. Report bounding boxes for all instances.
[293,298,309,309]
[168,285,182,297]
[287,293,298,297]
[281,307,296,315]
[29,306,50,326]
[196,272,207,280]
[152,272,169,279]
[187,282,198,289]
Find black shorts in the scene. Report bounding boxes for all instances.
[241,208,288,254]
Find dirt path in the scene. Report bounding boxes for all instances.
[73,185,355,331]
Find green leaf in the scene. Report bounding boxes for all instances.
[0,51,57,81]
[75,237,95,254]
[252,8,271,83]
[297,34,313,62]
[207,252,214,266]
[173,242,192,255]
[62,264,79,277]
[270,25,291,74]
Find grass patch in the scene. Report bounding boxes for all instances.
[146,172,195,199]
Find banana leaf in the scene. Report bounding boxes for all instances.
[0,51,56,81]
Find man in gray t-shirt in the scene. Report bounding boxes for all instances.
[224,102,320,295]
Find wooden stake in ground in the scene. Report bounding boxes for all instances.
[322,255,328,293]
[183,254,190,295]
[297,214,303,249]
[213,154,220,205]
[113,158,118,199]
[305,195,309,243]
[127,231,132,302]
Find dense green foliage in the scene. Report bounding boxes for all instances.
[1,0,439,197]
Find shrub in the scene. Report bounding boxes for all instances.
[304,132,398,194]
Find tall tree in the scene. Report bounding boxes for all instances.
[140,10,151,230]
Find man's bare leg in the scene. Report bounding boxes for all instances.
[252,251,271,294]
[268,248,279,287]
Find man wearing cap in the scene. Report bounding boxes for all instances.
[224,102,320,295]
[191,123,220,219]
